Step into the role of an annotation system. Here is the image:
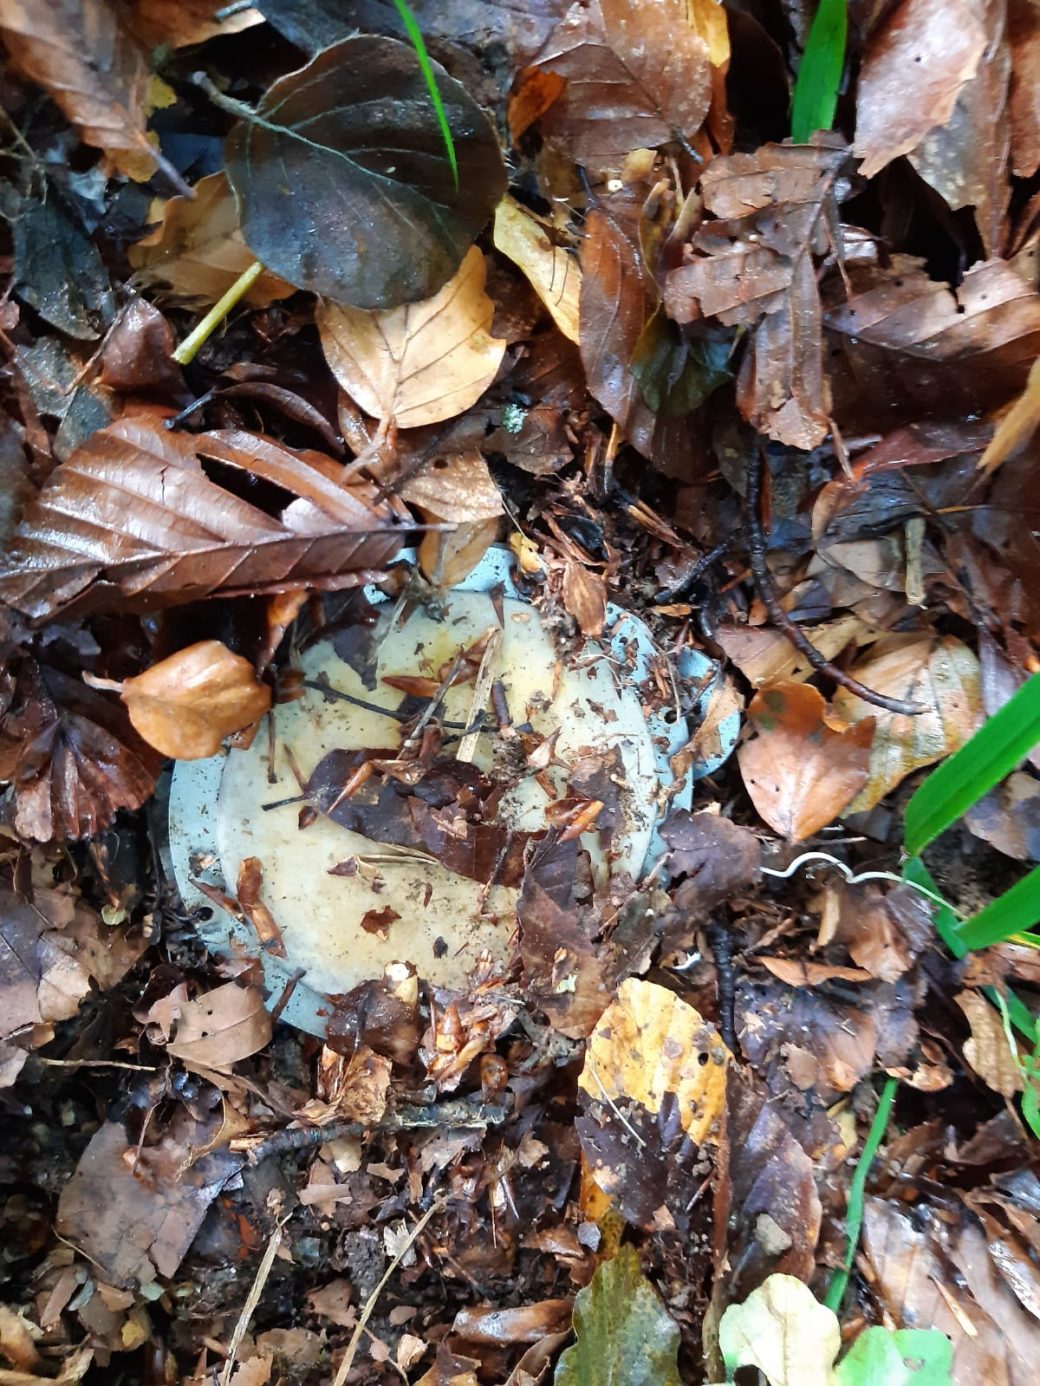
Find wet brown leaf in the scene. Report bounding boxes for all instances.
[738,682,875,841]
[128,173,294,308]
[452,1300,571,1345]
[716,615,867,689]
[91,641,271,761]
[833,634,982,811]
[158,982,272,1073]
[127,0,262,48]
[1009,0,1040,177]
[493,196,581,343]
[561,560,606,637]
[0,411,406,622]
[578,199,647,431]
[0,659,163,842]
[0,0,156,178]
[661,810,762,916]
[235,857,287,958]
[965,771,1040,861]
[399,449,504,585]
[317,249,507,428]
[956,989,1024,1099]
[529,0,712,167]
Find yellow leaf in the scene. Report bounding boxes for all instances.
[316,246,507,428]
[494,196,581,342]
[579,978,730,1147]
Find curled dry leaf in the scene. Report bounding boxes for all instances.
[0,410,406,622]
[226,36,507,309]
[833,634,982,812]
[89,641,271,761]
[529,0,712,167]
[579,978,730,1149]
[317,248,507,429]
[738,682,875,842]
[955,989,1024,1099]
[0,0,156,178]
[128,173,294,308]
[236,856,286,957]
[161,981,272,1073]
[399,449,503,585]
[493,196,581,343]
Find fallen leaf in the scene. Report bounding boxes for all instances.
[0,658,163,842]
[759,958,872,986]
[297,1044,391,1126]
[661,810,762,915]
[554,1244,680,1386]
[529,0,711,167]
[127,0,262,48]
[163,982,272,1072]
[833,634,983,812]
[128,173,294,308]
[226,37,506,308]
[0,0,156,178]
[718,1273,840,1386]
[235,857,287,958]
[561,560,606,637]
[965,771,1040,861]
[452,1299,571,1345]
[979,358,1040,474]
[835,1327,953,1386]
[956,989,1024,1099]
[1009,0,1040,177]
[738,682,875,841]
[14,191,114,340]
[717,615,867,689]
[579,199,647,432]
[493,196,581,343]
[318,248,507,428]
[0,410,406,622]
[88,641,271,761]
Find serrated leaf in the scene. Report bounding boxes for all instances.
[554,1245,680,1386]
[719,1275,839,1386]
[904,670,1040,856]
[833,1327,952,1386]
[224,35,506,309]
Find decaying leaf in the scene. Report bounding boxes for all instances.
[317,249,507,428]
[128,173,294,308]
[956,989,1024,1099]
[127,0,262,48]
[158,981,272,1073]
[554,1244,680,1386]
[561,560,606,637]
[529,0,711,167]
[493,196,581,343]
[88,641,271,760]
[661,810,762,916]
[718,1274,840,1386]
[0,0,156,178]
[0,411,406,622]
[737,682,875,841]
[833,634,982,811]
[225,36,507,308]
[578,199,648,432]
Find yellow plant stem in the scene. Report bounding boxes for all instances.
[172,259,264,365]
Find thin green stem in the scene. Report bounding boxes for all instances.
[172,259,264,365]
[390,0,458,189]
[824,1075,898,1313]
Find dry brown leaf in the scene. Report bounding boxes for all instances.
[127,0,261,48]
[578,199,647,432]
[956,989,1024,1099]
[737,682,875,842]
[399,450,504,585]
[579,978,730,1149]
[296,1044,391,1126]
[561,560,606,637]
[0,0,156,178]
[759,958,872,986]
[854,0,988,179]
[493,196,581,343]
[833,634,983,812]
[0,1305,41,1373]
[88,641,271,761]
[163,982,272,1072]
[1009,0,1040,177]
[128,173,294,308]
[236,857,287,958]
[979,357,1040,473]
[316,247,507,429]
[716,615,867,688]
[529,0,712,167]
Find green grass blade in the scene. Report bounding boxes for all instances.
[904,672,1040,857]
[955,864,1040,950]
[824,1075,898,1312]
[791,0,848,141]
[390,0,458,189]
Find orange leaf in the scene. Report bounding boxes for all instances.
[738,681,875,841]
[109,641,271,760]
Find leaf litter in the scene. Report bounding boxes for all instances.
[0,3,1039,1384]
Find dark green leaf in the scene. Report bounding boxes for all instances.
[630,314,731,416]
[790,0,847,142]
[224,36,506,309]
[954,863,1040,950]
[554,1245,680,1386]
[835,1327,953,1386]
[904,672,1040,857]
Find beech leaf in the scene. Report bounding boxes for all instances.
[718,1274,839,1386]
[0,410,407,622]
[162,982,273,1073]
[92,641,272,761]
[554,1245,680,1386]
[224,35,507,309]
[493,196,581,343]
[317,248,507,427]
[737,682,875,842]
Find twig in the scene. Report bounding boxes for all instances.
[173,259,264,365]
[456,628,501,762]
[220,1219,287,1386]
[331,1198,445,1386]
[745,450,925,716]
[300,677,471,731]
[824,1075,898,1312]
[35,1058,158,1071]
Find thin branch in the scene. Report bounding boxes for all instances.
[220,1219,287,1386]
[746,450,925,716]
[173,259,264,365]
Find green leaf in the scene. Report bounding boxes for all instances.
[955,863,1040,950]
[834,1327,952,1386]
[823,1077,897,1312]
[790,0,847,142]
[904,672,1040,857]
[224,36,506,309]
[389,0,458,189]
[719,1274,839,1386]
[554,1245,680,1386]
[630,313,731,416]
